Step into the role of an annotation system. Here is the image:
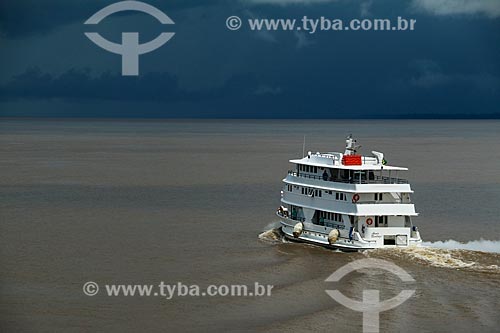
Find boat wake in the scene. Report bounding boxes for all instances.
[259,225,500,273]
[258,222,288,244]
[422,239,500,254]
[367,239,500,272]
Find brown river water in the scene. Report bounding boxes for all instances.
[1,120,499,332]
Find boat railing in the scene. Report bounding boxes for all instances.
[287,170,408,184]
[356,200,412,204]
[373,175,409,184]
[287,170,323,180]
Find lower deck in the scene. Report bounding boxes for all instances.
[279,213,422,250]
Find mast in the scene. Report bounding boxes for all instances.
[344,134,361,155]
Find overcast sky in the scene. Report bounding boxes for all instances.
[0,0,499,118]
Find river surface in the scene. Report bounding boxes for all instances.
[1,120,499,332]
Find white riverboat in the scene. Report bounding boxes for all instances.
[277,135,422,251]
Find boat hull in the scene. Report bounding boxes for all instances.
[279,216,422,251]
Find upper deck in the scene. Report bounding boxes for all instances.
[289,153,407,171]
[291,135,407,171]
[287,136,410,188]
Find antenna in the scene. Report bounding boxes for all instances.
[345,135,361,155]
[302,135,306,157]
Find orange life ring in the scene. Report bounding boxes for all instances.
[366,218,373,226]
[352,194,360,203]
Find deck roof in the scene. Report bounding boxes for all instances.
[289,155,408,171]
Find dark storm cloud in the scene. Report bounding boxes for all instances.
[2,64,498,119]
[409,60,500,89]
[410,0,500,18]
[0,67,192,101]
[0,67,266,103]
[0,0,229,38]
[2,0,499,38]
[0,0,499,118]
[0,0,100,38]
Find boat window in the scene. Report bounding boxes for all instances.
[375,216,388,226]
[323,212,341,222]
[335,192,346,201]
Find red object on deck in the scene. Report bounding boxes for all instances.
[342,155,362,166]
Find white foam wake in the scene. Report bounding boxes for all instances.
[422,239,500,254]
[258,221,287,244]
[366,240,500,271]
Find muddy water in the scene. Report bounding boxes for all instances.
[1,120,499,332]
